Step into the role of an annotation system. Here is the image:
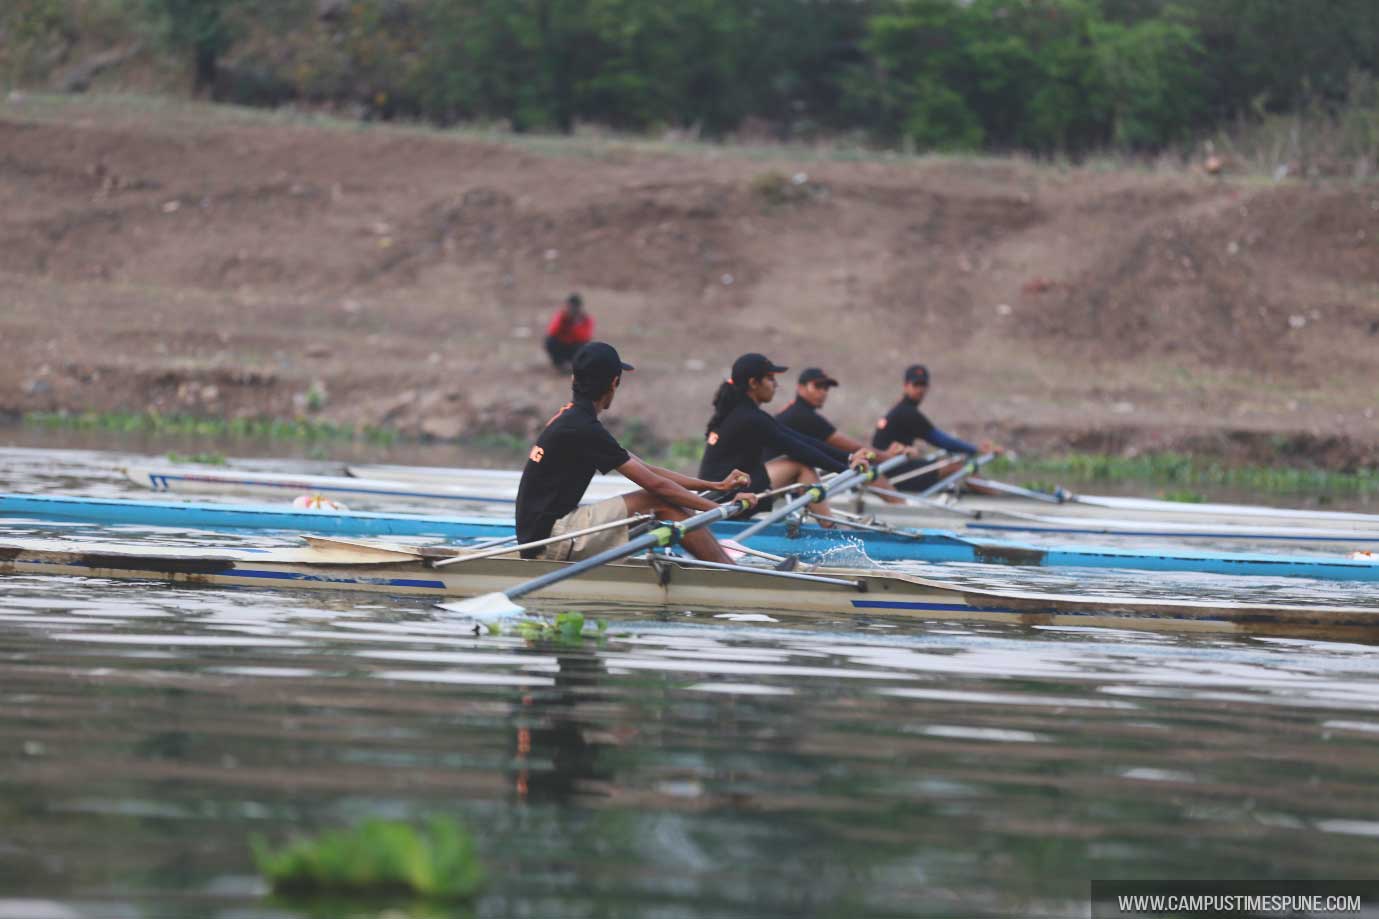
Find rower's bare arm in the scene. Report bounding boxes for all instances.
[825,431,866,453]
[615,456,719,512]
[642,461,749,495]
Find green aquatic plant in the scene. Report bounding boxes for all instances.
[513,611,607,644]
[23,410,398,445]
[251,817,485,900]
[1158,489,1206,503]
[988,452,1379,498]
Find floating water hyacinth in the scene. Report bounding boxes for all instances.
[251,817,485,900]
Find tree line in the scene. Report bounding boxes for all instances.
[7,0,1379,156]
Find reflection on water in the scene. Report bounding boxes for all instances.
[3,444,1379,917]
[3,579,1379,918]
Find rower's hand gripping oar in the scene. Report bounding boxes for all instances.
[436,495,759,620]
[732,453,911,543]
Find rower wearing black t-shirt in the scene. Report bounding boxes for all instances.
[772,367,910,506]
[871,363,999,492]
[516,341,757,563]
[699,353,872,520]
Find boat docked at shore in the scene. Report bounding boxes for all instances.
[3,534,1377,643]
[5,493,1379,581]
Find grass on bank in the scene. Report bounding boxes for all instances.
[252,817,485,901]
[11,89,1372,187]
[991,453,1379,501]
[24,409,399,445]
[23,409,1379,498]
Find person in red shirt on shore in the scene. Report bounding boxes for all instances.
[545,293,594,370]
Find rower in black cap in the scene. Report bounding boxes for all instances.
[772,367,910,505]
[699,353,872,519]
[871,363,1000,491]
[516,341,757,563]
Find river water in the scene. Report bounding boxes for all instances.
[2,442,1379,918]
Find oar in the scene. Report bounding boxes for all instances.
[807,510,926,540]
[884,454,954,487]
[437,495,761,618]
[733,453,910,543]
[918,452,996,498]
[434,513,654,567]
[863,484,980,516]
[965,476,1071,504]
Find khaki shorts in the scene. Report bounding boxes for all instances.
[539,495,630,561]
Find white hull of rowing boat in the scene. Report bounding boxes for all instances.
[123,465,632,506]
[3,536,1377,642]
[349,463,626,494]
[354,463,1379,532]
[126,464,1379,539]
[849,491,1379,532]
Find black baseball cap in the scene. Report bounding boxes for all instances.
[799,367,839,388]
[904,364,930,385]
[729,353,788,384]
[572,341,634,387]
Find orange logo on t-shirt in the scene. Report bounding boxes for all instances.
[544,402,574,427]
[706,431,719,446]
[876,418,887,429]
[529,445,545,463]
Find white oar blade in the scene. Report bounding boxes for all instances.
[435,592,526,620]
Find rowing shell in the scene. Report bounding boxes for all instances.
[353,463,1379,531]
[7,493,1379,581]
[851,490,1379,531]
[123,465,631,507]
[3,535,1377,642]
[122,467,1379,545]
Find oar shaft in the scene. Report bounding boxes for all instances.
[435,513,654,567]
[885,454,953,487]
[501,500,747,603]
[966,476,1070,503]
[645,554,862,588]
[734,454,910,542]
[808,511,923,539]
[918,453,995,497]
[863,485,979,517]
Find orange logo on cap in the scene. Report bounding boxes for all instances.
[876,418,887,429]
[707,431,719,445]
[529,445,545,463]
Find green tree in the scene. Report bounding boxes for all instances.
[860,0,985,148]
[1091,14,1204,148]
[139,0,245,93]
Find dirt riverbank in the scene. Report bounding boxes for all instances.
[2,94,1377,469]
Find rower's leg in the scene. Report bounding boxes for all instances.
[870,474,908,505]
[622,491,733,563]
[767,458,834,526]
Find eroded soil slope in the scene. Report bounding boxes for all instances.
[2,96,1377,467]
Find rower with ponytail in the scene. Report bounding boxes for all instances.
[705,374,752,436]
[698,353,874,518]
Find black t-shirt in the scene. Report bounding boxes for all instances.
[700,400,848,498]
[516,399,630,554]
[871,397,935,450]
[775,398,837,444]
